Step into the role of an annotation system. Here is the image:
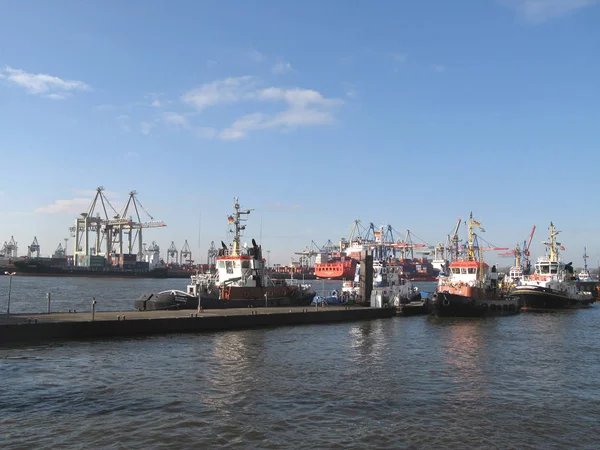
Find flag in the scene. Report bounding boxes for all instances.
[479,227,486,232]
[473,220,481,226]
[228,216,234,223]
[560,246,566,251]
[374,231,381,237]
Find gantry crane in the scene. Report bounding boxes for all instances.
[180,240,193,265]
[70,187,166,266]
[27,237,40,258]
[167,242,178,264]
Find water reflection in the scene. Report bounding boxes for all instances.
[348,319,388,366]
[435,318,492,405]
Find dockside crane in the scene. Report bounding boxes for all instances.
[167,242,178,264]
[27,237,40,258]
[112,190,166,260]
[2,236,18,258]
[71,186,120,265]
[207,241,218,267]
[498,225,536,273]
[180,240,193,265]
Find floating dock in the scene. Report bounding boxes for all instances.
[0,306,395,346]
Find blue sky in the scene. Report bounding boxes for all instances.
[1,0,599,267]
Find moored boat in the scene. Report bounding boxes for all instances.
[510,223,593,311]
[431,213,518,317]
[136,198,315,311]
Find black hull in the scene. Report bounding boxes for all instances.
[431,292,519,317]
[14,262,168,279]
[398,301,430,316]
[135,290,315,311]
[512,287,591,310]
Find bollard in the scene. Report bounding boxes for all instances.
[91,297,97,322]
[47,293,51,314]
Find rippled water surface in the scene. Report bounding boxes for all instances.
[1,278,599,449]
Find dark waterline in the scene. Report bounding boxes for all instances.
[1,278,599,449]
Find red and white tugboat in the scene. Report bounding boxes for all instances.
[431,213,519,317]
[135,198,315,311]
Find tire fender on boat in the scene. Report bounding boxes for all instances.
[481,303,488,309]
[442,299,450,307]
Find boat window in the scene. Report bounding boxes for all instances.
[461,268,467,274]
[468,268,476,274]
[550,263,558,274]
[540,264,550,274]
[226,261,234,274]
[452,268,460,274]
[218,261,225,268]
[241,261,250,269]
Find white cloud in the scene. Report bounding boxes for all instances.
[219,88,341,140]
[140,122,154,135]
[179,76,342,140]
[246,50,266,63]
[432,65,446,73]
[151,100,162,108]
[181,76,255,111]
[501,0,598,23]
[35,198,95,215]
[271,61,294,74]
[163,111,189,127]
[0,66,90,98]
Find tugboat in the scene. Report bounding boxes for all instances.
[431,212,519,317]
[341,259,421,305]
[135,198,315,311]
[510,223,593,310]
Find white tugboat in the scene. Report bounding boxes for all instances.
[135,198,315,310]
[341,259,421,305]
[510,223,593,310]
[431,212,519,317]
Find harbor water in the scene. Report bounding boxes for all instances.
[1,277,599,449]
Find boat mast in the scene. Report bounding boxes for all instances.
[466,212,478,261]
[546,222,560,262]
[514,243,521,268]
[230,197,253,257]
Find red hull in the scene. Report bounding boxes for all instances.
[315,260,356,280]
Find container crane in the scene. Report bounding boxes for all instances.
[207,241,218,267]
[167,242,178,264]
[27,237,40,258]
[180,240,193,265]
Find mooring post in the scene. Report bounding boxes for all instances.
[47,292,51,314]
[91,297,97,321]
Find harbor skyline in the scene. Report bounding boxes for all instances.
[1,0,599,266]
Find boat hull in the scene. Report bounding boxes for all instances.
[511,286,592,310]
[398,299,430,316]
[136,285,316,311]
[431,290,519,317]
[14,260,169,278]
